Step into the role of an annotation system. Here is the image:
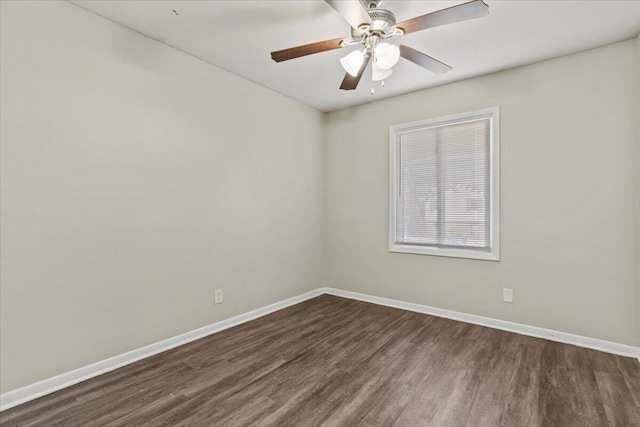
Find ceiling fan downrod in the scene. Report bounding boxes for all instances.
[366,0,382,9]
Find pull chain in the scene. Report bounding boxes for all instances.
[371,57,375,95]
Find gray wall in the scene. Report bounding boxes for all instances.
[0,1,324,392]
[324,39,639,347]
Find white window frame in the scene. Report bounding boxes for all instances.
[389,107,500,261]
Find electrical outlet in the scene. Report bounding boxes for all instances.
[214,289,223,305]
[503,288,513,303]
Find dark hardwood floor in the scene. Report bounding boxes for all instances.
[1,294,639,426]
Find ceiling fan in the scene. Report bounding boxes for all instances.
[270,0,489,92]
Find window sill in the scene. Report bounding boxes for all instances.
[389,244,500,261]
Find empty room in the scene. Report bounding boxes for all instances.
[0,0,639,425]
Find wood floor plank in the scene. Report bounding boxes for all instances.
[500,339,542,426]
[2,295,639,427]
[316,314,432,426]
[537,341,609,426]
[462,330,522,427]
[360,318,458,426]
[391,322,489,426]
[616,356,640,407]
[594,371,640,426]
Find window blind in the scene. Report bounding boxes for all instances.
[395,117,491,250]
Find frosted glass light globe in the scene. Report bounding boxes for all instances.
[340,50,365,77]
[375,43,400,70]
[372,61,393,81]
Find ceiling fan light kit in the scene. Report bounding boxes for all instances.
[270,0,489,92]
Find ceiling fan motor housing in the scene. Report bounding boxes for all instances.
[351,8,396,41]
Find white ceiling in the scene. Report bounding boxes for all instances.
[69,0,640,112]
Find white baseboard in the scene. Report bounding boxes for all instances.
[3,286,638,412]
[322,287,640,360]
[0,288,324,412]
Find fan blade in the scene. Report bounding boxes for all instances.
[340,55,371,90]
[400,45,452,74]
[395,0,489,35]
[271,37,346,62]
[325,0,373,29]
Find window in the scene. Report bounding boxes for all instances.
[389,107,499,261]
